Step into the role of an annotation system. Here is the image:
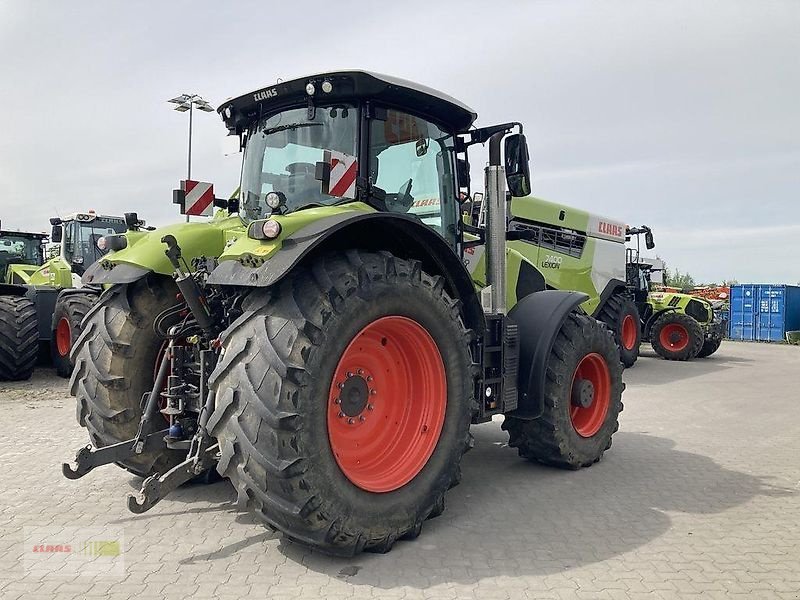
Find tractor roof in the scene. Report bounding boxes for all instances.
[0,229,47,240]
[219,70,477,135]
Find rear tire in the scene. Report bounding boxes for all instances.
[596,294,640,368]
[650,311,703,360]
[0,295,38,381]
[502,313,624,469]
[696,337,722,358]
[70,277,183,476]
[207,251,476,555]
[51,292,97,378]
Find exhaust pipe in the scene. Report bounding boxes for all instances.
[484,132,507,315]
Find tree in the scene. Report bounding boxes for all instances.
[665,269,695,290]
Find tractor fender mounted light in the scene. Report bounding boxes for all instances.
[265,191,285,210]
[321,80,333,93]
[261,219,282,239]
[305,82,316,96]
[248,219,282,240]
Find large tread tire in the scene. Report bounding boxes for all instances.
[650,311,703,361]
[52,292,97,378]
[596,293,641,368]
[69,277,184,476]
[207,250,476,556]
[0,295,39,381]
[502,313,624,469]
[696,337,722,358]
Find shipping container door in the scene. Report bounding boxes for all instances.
[756,285,785,342]
[730,285,756,341]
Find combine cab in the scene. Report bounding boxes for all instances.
[64,71,625,555]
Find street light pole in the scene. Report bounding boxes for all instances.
[167,94,215,222]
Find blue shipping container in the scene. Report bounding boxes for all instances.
[729,284,800,342]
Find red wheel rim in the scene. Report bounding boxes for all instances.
[327,316,447,493]
[56,317,71,357]
[569,352,611,438]
[621,314,637,350]
[659,323,689,352]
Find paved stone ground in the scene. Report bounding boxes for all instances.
[0,341,798,599]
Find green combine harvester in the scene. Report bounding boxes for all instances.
[0,212,132,379]
[465,195,640,367]
[63,70,626,555]
[625,226,725,360]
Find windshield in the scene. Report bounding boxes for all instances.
[240,105,358,222]
[0,235,44,265]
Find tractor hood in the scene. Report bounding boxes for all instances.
[511,196,626,243]
[82,216,244,285]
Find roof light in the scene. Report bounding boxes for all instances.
[305,83,316,96]
[321,80,333,93]
[265,191,284,209]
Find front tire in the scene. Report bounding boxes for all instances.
[52,292,97,378]
[0,295,38,381]
[207,251,476,555]
[503,313,624,469]
[70,277,183,476]
[650,311,703,360]
[597,294,641,368]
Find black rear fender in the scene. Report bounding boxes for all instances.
[505,290,589,420]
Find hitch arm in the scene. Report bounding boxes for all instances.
[62,429,170,480]
[127,443,219,514]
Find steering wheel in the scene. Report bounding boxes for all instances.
[285,162,316,175]
[385,179,414,212]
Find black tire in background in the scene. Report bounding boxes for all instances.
[596,294,641,368]
[207,250,476,556]
[503,313,624,469]
[0,295,39,381]
[51,292,97,378]
[650,311,703,361]
[696,337,722,358]
[70,277,183,476]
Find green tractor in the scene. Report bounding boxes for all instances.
[625,226,725,360]
[0,211,132,380]
[63,71,624,555]
[465,195,641,368]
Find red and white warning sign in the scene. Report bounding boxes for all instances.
[183,180,215,216]
[321,151,357,199]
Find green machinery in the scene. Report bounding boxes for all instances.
[0,212,131,380]
[626,226,725,360]
[465,195,641,367]
[63,71,625,555]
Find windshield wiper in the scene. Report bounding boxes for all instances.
[260,122,323,136]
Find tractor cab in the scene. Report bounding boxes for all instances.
[218,70,526,251]
[48,212,127,280]
[0,228,47,283]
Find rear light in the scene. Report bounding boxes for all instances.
[247,219,282,240]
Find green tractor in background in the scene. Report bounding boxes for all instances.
[625,226,725,360]
[63,70,625,555]
[0,211,133,380]
[465,195,641,367]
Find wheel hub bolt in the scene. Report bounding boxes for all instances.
[334,398,340,404]
[346,371,353,378]
[337,382,344,389]
[347,418,355,424]
[366,375,373,382]
[367,404,374,411]
[370,389,377,395]
[338,411,345,418]
[357,369,364,375]
[359,416,366,422]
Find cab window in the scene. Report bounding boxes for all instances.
[369,110,458,246]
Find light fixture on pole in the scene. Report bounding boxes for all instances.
[168,94,215,221]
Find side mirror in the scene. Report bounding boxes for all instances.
[504,133,531,197]
[50,225,62,243]
[645,231,655,250]
[456,158,470,189]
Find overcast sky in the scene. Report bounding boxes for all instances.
[1,0,797,284]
